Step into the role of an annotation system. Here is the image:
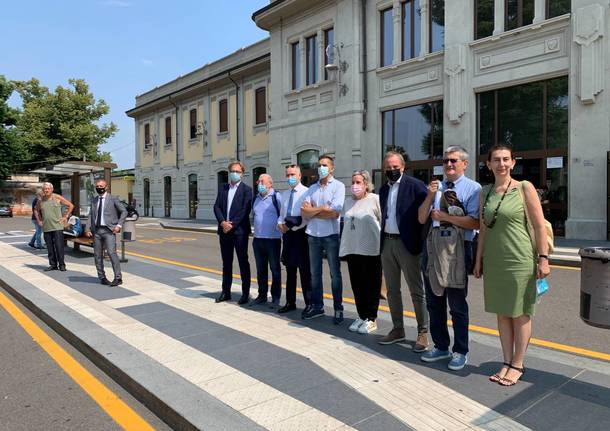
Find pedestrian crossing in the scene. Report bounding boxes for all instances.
[0,240,532,431]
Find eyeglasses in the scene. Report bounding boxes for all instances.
[442,158,461,165]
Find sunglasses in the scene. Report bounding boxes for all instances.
[442,158,461,165]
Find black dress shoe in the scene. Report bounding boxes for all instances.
[237,295,250,305]
[59,266,66,272]
[110,278,123,286]
[278,304,297,314]
[301,305,313,319]
[215,292,231,303]
[44,266,58,272]
[250,295,267,306]
[100,278,111,285]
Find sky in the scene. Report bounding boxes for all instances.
[1,0,269,169]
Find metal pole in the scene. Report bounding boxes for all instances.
[120,239,128,263]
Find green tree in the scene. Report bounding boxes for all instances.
[0,76,26,182]
[15,78,117,170]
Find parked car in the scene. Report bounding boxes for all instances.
[0,202,13,217]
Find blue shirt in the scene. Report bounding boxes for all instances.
[304,176,346,237]
[253,189,282,239]
[432,175,481,241]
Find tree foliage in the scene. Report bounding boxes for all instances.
[14,78,117,170]
[0,76,26,182]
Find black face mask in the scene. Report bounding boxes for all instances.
[385,169,401,182]
[95,187,106,195]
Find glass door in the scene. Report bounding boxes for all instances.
[163,176,172,218]
[188,174,198,219]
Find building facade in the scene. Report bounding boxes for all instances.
[131,0,610,240]
[127,40,271,220]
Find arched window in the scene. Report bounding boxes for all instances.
[297,149,319,186]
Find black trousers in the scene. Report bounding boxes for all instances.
[345,254,382,320]
[44,230,65,269]
[285,264,312,306]
[219,232,251,296]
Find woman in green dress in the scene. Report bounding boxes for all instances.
[473,144,550,386]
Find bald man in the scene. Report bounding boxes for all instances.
[251,173,283,306]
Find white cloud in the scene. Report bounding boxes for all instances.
[101,0,132,7]
[141,58,153,65]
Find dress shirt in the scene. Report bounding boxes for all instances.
[277,183,309,231]
[431,174,481,241]
[304,176,345,237]
[384,175,402,234]
[227,181,240,218]
[97,193,107,227]
[253,189,282,239]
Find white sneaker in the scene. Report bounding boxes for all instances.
[358,319,378,334]
[348,318,364,332]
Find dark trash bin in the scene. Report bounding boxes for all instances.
[579,247,610,329]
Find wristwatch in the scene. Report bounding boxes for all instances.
[538,254,549,260]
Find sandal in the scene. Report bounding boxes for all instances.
[498,364,525,387]
[489,362,510,383]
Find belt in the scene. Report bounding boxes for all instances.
[384,233,401,239]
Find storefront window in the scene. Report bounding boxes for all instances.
[382,101,443,161]
[498,81,544,152]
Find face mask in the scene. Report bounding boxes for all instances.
[287,177,298,188]
[95,187,105,195]
[351,184,364,197]
[257,184,267,195]
[385,169,401,182]
[229,172,242,183]
[318,166,329,179]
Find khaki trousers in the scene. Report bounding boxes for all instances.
[381,237,428,334]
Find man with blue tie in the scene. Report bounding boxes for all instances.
[213,161,253,304]
[277,165,312,317]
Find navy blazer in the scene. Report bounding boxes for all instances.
[379,174,428,256]
[213,182,253,236]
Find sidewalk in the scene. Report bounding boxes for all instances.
[1,239,610,430]
[153,217,610,268]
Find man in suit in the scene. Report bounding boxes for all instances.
[378,151,429,352]
[213,161,252,304]
[85,179,127,286]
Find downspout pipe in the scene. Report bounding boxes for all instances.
[168,96,179,169]
[361,0,368,131]
[228,73,240,161]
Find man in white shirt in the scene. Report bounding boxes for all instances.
[85,179,127,286]
[301,154,345,324]
[277,165,311,317]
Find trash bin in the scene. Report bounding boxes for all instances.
[122,216,137,242]
[579,247,610,329]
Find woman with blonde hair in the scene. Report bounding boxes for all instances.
[340,170,382,334]
[474,144,550,386]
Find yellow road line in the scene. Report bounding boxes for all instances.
[0,290,155,431]
[125,251,609,362]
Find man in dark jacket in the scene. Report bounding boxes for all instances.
[213,161,253,304]
[378,151,429,352]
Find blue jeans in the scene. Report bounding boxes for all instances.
[422,240,472,355]
[308,234,343,311]
[253,238,282,301]
[29,219,44,248]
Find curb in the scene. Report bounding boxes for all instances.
[0,273,200,431]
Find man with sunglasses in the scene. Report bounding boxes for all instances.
[417,146,481,371]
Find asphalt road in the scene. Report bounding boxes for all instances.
[2,216,609,358]
[0,282,170,431]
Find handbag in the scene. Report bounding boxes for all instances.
[517,182,554,254]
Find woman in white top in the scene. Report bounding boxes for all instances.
[340,170,382,334]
